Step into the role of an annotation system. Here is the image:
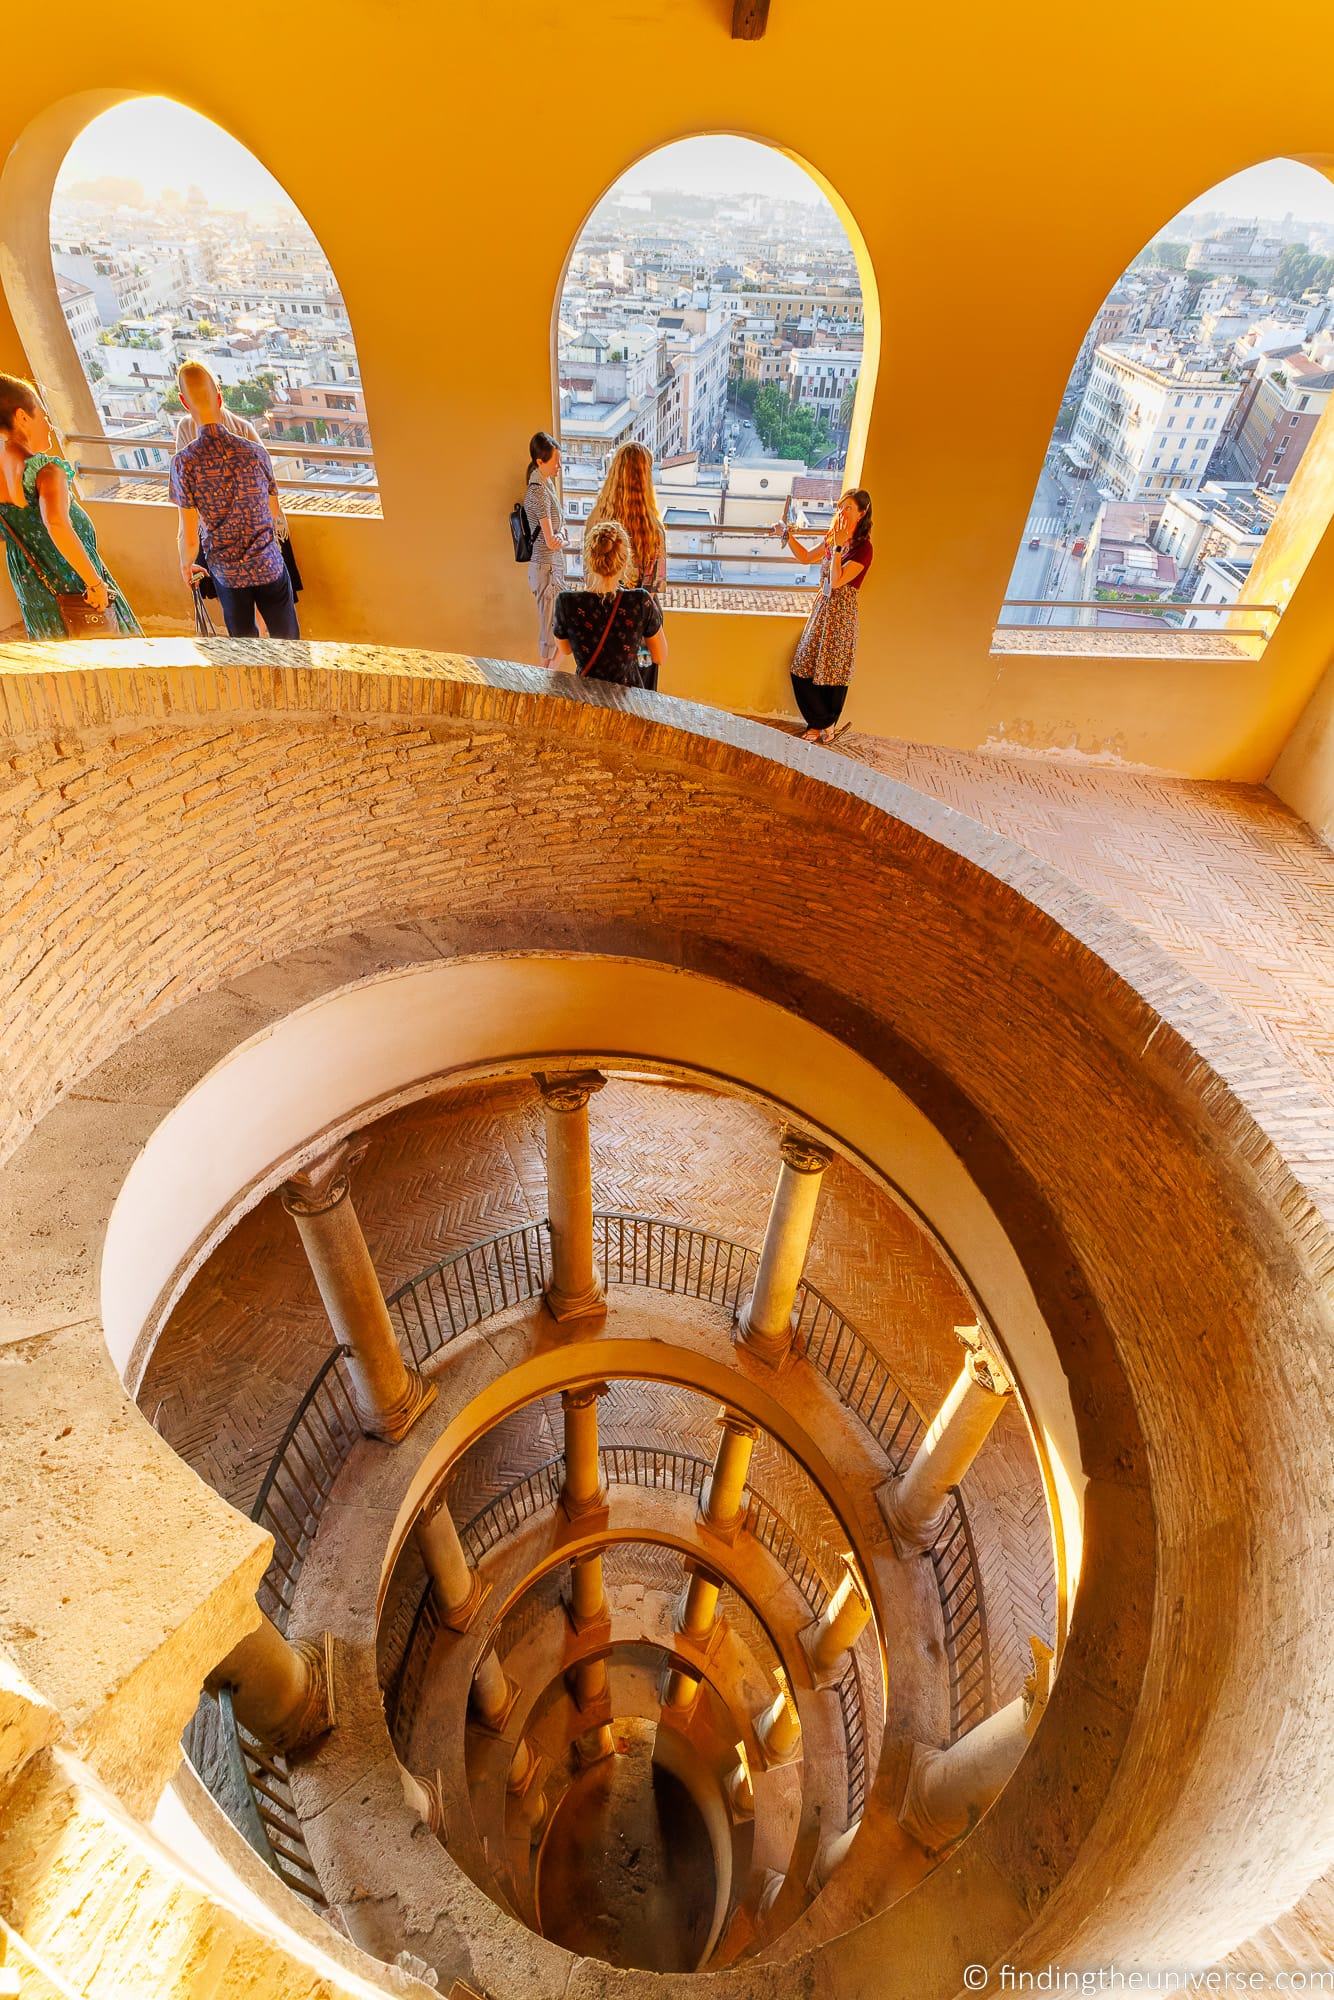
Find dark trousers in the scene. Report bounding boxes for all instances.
[215,570,300,639]
[791,674,848,730]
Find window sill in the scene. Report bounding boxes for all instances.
[990,626,1256,662]
[85,477,382,520]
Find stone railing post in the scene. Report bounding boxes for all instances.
[899,1637,1054,1851]
[536,1070,606,1321]
[701,1408,759,1541]
[881,1325,1015,1556]
[737,1128,833,1365]
[206,1612,334,1755]
[282,1138,435,1443]
[415,1494,489,1632]
[802,1554,872,1677]
[560,1383,608,1518]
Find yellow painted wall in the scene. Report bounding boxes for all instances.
[2,2,1333,781]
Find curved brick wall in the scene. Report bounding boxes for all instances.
[1,640,1331,1994]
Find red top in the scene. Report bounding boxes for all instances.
[842,536,873,590]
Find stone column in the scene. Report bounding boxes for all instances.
[812,1817,861,1888]
[727,1744,755,1819]
[804,1555,872,1676]
[470,1645,519,1732]
[568,1551,607,1629]
[507,1737,540,1795]
[881,1325,1015,1556]
[561,1383,608,1518]
[573,1655,609,1710]
[282,1138,435,1443]
[701,1409,759,1540]
[737,1129,834,1365]
[663,1663,702,1716]
[415,1495,488,1632]
[756,1669,801,1762]
[899,1638,1054,1852]
[400,1764,446,1837]
[536,1070,606,1321]
[679,1561,723,1643]
[576,1722,616,1766]
[207,1613,334,1755]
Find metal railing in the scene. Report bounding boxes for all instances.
[930,1492,992,1738]
[385,1210,980,1731]
[191,1205,991,1902]
[183,1688,326,1911]
[386,1222,549,1368]
[64,428,380,499]
[385,1442,866,1819]
[997,595,1278,640]
[251,1347,363,1632]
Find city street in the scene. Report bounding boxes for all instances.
[1000,455,1103,623]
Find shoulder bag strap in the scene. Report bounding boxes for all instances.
[0,508,62,598]
[579,591,622,677]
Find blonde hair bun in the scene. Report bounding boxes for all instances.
[584,518,632,581]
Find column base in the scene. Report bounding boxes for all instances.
[543,1275,607,1324]
[564,1592,610,1636]
[470,1670,521,1736]
[697,1489,743,1546]
[272,1630,337,1756]
[353,1366,437,1444]
[660,1667,703,1721]
[877,1474,952,1559]
[438,1568,492,1635]
[560,1480,609,1524]
[575,1723,616,1767]
[897,1739,968,1853]
[735,1295,796,1369]
[755,1713,802,1768]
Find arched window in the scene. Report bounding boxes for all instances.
[997,158,1334,656]
[555,137,878,611]
[8,96,377,516]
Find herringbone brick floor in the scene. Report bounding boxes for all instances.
[141,1077,1057,1709]
[831,734,1334,1105]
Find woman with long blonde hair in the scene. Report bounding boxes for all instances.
[586,439,667,597]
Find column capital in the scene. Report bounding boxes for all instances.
[281,1136,368,1217]
[717,1406,760,1441]
[682,1557,725,1588]
[778,1126,834,1175]
[957,1322,1015,1397]
[561,1381,609,1414]
[535,1068,607,1113]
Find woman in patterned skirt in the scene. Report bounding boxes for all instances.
[774,488,873,742]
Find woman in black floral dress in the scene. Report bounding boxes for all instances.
[553,521,668,688]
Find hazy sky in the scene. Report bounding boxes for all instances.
[57,96,294,212]
[1165,156,1334,225]
[611,137,831,207]
[55,102,1334,232]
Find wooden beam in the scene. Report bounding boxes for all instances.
[732,0,771,38]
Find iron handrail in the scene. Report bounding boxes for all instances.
[64,427,375,464]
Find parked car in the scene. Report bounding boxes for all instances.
[1028,535,1042,550]
[1072,538,1087,556]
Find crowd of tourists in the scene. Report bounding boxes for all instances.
[0,367,873,744]
[521,428,873,744]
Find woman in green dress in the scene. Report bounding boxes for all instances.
[0,374,140,638]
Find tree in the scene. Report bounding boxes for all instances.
[159,385,184,414]
[1273,244,1334,299]
[737,377,759,411]
[223,373,278,419]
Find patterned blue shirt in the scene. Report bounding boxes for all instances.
[169,424,284,587]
